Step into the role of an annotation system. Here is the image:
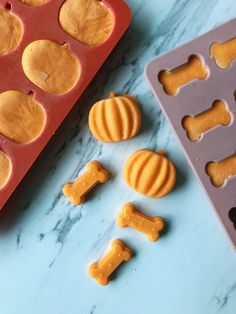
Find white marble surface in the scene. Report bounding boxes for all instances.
[0,0,236,313]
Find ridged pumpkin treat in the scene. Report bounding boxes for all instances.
[0,150,12,189]
[0,5,23,56]
[124,149,176,198]
[89,92,142,142]
[59,0,115,46]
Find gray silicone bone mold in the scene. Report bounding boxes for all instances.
[145,18,236,248]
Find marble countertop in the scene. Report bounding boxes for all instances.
[0,0,236,313]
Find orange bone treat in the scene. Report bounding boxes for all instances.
[117,203,165,242]
[211,38,236,69]
[88,239,133,286]
[206,154,236,187]
[182,100,231,142]
[63,161,109,205]
[158,55,208,96]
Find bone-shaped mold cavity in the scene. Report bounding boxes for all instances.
[59,0,115,46]
[0,5,23,56]
[158,55,209,96]
[211,37,236,69]
[63,161,109,205]
[229,208,236,230]
[206,153,236,187]
[0,150,12,189]
[0,90,46,144]
[117,203,165,242]
[88,239,132,286]
[22,40,81,95]
[182,100,232,142]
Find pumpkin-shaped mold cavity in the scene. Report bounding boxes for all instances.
[0,90,46,144]
[0,5,23,55]
[0,150,12,189]
[59,0,115,46]
[22,40,80,95]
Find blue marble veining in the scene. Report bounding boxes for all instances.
[0,0,236,313]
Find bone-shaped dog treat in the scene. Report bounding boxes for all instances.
[158,55,208,96]
[88,239,132,286]
[206,154,236,187]
[117,203,165,242]
[211,37,236,69]
[182,100,231,141]
[63,161,109,205]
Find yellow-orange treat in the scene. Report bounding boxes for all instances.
[63,161,109,205]
[211,37,236,69]
[124,149,176,198]
[0,90,46,144]
[0,150,12,189]
[88,239,132,286]
[158,55,208,96]
[206,154,236,187]
[0,5,23,56]
[59,0,114,46]
[117,203,165,242]
[22,40,80,95]
[182,100,231,142]
[89,92,142,143]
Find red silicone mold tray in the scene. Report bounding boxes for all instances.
[145,18,236,248]
[0,0,132,209]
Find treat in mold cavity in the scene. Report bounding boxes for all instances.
[117,203,165,242]
[59,0,115,46]
[22,40,80,95]
[18,0,48,6]
[124,149,176,198]
[211,37,236,69]
[0,5,23,55]
[63,161,109,205]
[182,100,232,142]
[0,90,46,144]
[158,55,208,96]
[0,150,12,189]
[88,239,132,286]
[89,92,142,142]
[206,154,236,187]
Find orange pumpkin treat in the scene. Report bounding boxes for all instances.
[63,161,109,205]
[88,239,133,286]
[124,149,176,198]
[117,203,165,242]
[89,92,142,143]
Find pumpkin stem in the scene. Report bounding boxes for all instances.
[157,150,166,156]
[109,91,116,98]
